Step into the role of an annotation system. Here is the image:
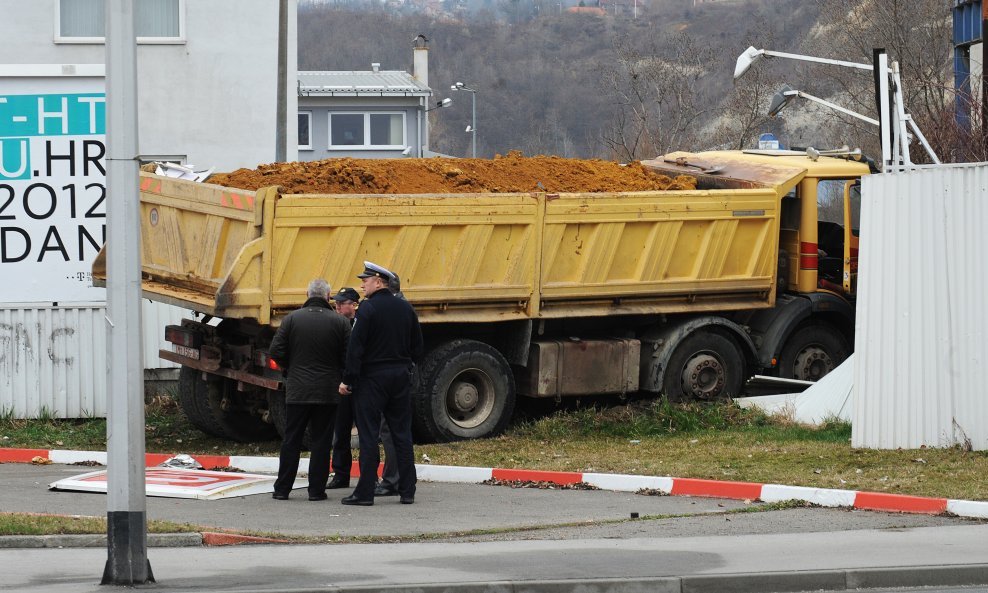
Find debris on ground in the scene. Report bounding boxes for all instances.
[208,466,246,473]
[206,151,697,195]
[636,488,670,496]
[30,456,52,465]
[71,460,103,467]
[482,478,600,490]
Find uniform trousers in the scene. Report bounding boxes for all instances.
[274,403,336,497]
[351,367,416,500]
[332,395,398,487]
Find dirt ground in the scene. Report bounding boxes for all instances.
[206,151,696,194]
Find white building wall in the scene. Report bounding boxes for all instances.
[0,0,298,170]
[0,1,298,417]
[853,163,988,450]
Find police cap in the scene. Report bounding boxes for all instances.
[332,287,360,303]
[356,260,395,281]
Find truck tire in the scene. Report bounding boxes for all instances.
[661,332,744,401]
[777,323,849,382]
[412,340,516,443]
[204,379,277,443]
[177,366,228,438]
[266,390,314,450]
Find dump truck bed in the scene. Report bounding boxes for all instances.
[94,160,801,325]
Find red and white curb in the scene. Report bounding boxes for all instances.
[4,448,987,519]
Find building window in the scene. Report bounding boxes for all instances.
[329,112,405,149]
[298,112,312,150]
[56,0,185,43]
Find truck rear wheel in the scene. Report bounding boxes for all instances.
[412,340,516,443]
[778,323,849,382]
[661,332,744,401]
[205,379,277,443]
[177,366,227,438]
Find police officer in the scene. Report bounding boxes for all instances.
[339,262,423,505]
[327,286,400,494]
[269,278,351,501]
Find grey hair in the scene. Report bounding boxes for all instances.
[307,278,331,299]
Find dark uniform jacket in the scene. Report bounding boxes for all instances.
[270,296,351,404]
[343,289,423,386]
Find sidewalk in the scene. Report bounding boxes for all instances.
[2,453,987,592]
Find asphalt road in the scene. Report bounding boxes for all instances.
[3,462,987,593]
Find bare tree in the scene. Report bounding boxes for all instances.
[797,0,983,163]
[599,33,717,160]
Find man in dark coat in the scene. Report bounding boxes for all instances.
[339,262,423,506]
[269,278,351,501]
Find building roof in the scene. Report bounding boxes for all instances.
[298,70,431,97]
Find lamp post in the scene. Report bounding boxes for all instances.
[451,81,477,158]
[419,97,451,157]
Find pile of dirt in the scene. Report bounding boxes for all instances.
[206,151,696,194]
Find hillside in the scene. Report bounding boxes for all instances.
[298,0,821,159]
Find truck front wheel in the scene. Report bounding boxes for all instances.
[778,323,849,382]
[661,332,744,401]
[412,340,516,443]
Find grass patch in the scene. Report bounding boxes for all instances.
[2,396,986,502]
[0,513,201,536]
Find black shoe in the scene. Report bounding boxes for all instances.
[400,496,414,505]
[374,484,399,496]
[308,492,328,501]
[341,494,374,506]
[326,476,350,489]
[272,492,289,500]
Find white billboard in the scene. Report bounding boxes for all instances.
[0,74,106,303]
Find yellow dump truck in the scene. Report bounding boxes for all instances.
[93,150,870,442]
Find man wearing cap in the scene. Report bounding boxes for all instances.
[269,278,351,501]
[339,262,423,505]
[326,287,360,490]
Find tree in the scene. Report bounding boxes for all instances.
[795,0,984,163]
[599,33,716,160]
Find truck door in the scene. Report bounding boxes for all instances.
[843,181,861,295]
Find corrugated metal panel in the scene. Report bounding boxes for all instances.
[0,301,191,418]
[853,163,988,450]
[297,70,430,95]
[142,301,194,370]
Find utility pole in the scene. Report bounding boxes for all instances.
[275,0,288,162]
[102,0,152,584]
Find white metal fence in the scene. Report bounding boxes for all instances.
[1,300,190,418]
[853,163,988,450]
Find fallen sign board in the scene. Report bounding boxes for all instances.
[50,467,304,500]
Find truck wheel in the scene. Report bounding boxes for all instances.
[778,323,849,382]
[205,379,277,443]
[662,332,744,401]
[412,340,516,443]
[177,366,228,438]
[266,390,314,450]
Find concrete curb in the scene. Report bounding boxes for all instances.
[0,532,202,549]
[4,447,988,519]
[167,564,988,593]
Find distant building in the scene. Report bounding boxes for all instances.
[297,35,442,159]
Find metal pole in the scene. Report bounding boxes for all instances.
[470,91,476,158]
[103,0,151,584]
[275,0,288,162]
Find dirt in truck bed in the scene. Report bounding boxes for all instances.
[206,151,697,194]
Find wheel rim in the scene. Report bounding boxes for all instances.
[680,352,726,400]
[445,368,496,429]
[792,346,835,381]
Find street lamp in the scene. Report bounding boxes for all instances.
[450,81,477,158]
[419,98,451,158]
